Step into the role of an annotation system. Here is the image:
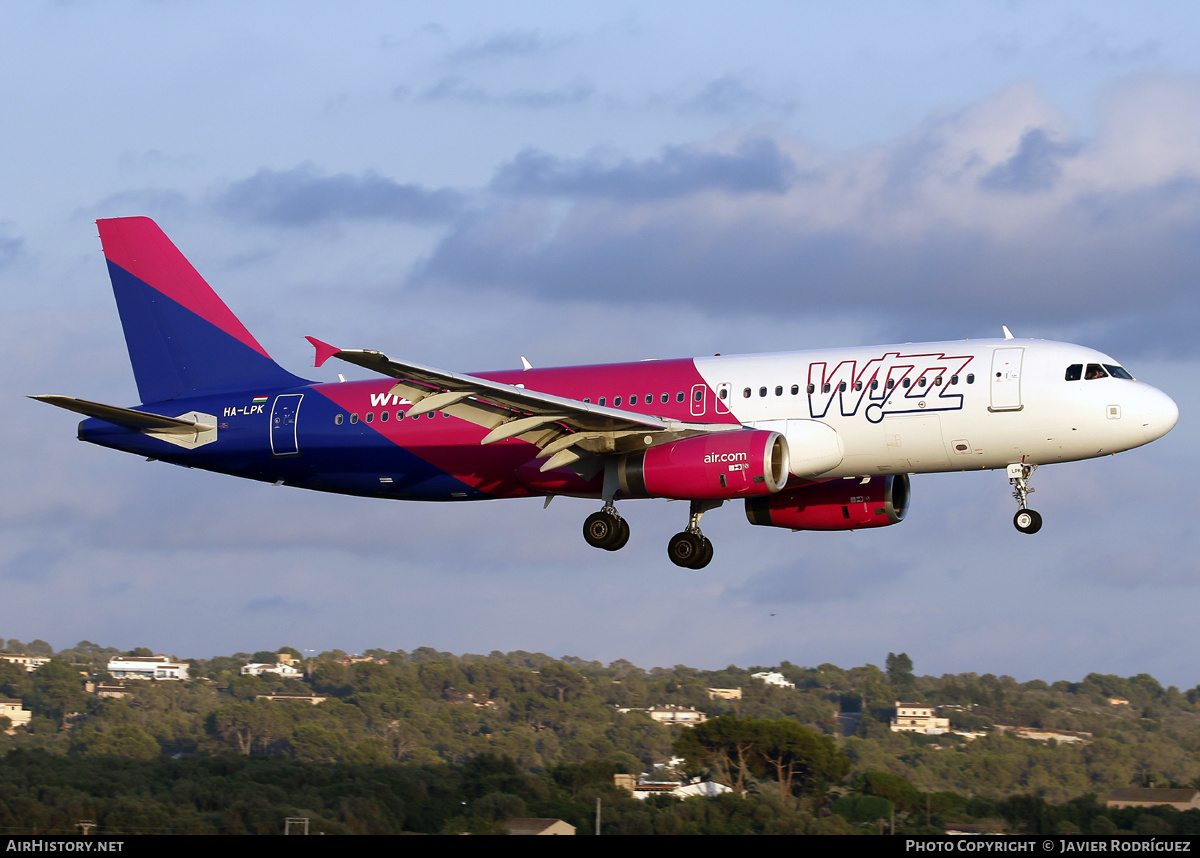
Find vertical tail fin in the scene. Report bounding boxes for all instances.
[98,217,307,403]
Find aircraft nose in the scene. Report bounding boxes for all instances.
[1139,386,1179,442]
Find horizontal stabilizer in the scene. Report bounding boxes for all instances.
[29,395,215,435]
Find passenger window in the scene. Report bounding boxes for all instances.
[743,388,751,398]
[791,384,799,395]
[854,380,863,391]
[397,410,405,420]
[335,414,344,425]
[838,381,847,393]
[678,391,686,403]
[871,380,878,391]
[759,387,767,397]
[614,396,622,406]
[1065,364,1082,381]
[966,374,975,384]
[917,377,926,388]
[902,379,910,388]
[599,397,606,406]
[950,375,958,385]
[365,412,374,423]
[934,376,942,386]
[350,413,358,424]
[583,397,591,403]
[822,383,830,394]
[661,393,669,404]
[775,385,782,396]
[428,412,435,419]
[887,379,895,389]
[807,384,815,394]
[718,388,727,400]
[381,411,389,422]
[629,395,638,405]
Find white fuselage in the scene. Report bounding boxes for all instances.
[693,338,1178,479]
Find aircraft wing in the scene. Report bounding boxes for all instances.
[307,337,730,471]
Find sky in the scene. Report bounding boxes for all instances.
[3,1,1198,686]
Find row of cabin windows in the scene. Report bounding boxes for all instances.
[741,374,975,398]
[581,391,691,407]
[1064,363,1134,381]
[331,373,984,425]
[334,410,452,425]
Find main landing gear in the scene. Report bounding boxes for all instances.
[581,499,721,569]
[1007,463,1042,535]
[667,500,722,570]
[583,507,630,551]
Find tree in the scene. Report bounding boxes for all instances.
[674,716,762,795]
[756,719,849,804]
[886,653,915,689]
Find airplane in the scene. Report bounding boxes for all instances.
[33,217,1179,569]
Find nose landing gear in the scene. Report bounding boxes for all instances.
[1008,463,1042,534]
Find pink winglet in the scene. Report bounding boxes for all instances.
[306,336,341,368]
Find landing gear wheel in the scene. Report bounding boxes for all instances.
[583,511,622,549]
[607,517,631,552]
[667,532,701,567]
[1013,509,1042,534]
[692,536,714,570]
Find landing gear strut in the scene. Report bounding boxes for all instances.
[583,506,630,551]
[1007,463,1042,534]
[667,500,721,569]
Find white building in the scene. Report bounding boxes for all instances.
[241,662,302,678]
[0,699,31,733]
[107,656,189,681]
[0,654,50,673]
[751,671,795,689]
[891,702,950,735]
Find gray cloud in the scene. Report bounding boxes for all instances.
[410,81,1200,356]
[0,223,23,269]
[214,164,465,226]
[677,74,798,117]
[446,29,561,63]
[418,76,595,109]
[980,128,1082,193]
[490,138,797,199]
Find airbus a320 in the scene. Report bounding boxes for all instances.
[33,218,1179,569]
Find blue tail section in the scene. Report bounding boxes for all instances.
[98,218,308,404]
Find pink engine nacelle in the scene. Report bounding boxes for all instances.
[745,474,910,531]
[618,429,790,500]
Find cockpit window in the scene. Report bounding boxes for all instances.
[1085,364,1108,380]
[1104,364,1134,380]
[1065,364,1082,381]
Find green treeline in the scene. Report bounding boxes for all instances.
[2,641,1200,834]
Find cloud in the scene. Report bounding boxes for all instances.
[0,223,23,269]
[417,76,595,109]
[490,138,797,199]
[412,78,1200,354]
[213,164,466,226]
[677,74,798,117]
[445,29,562,63]
[980,128,1082,193]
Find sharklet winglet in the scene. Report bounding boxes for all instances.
[306,336,341,369]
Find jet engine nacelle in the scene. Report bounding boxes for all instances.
[745,474,910,531]
[618,429,790,500]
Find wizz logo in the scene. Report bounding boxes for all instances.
[808,352,974,424]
